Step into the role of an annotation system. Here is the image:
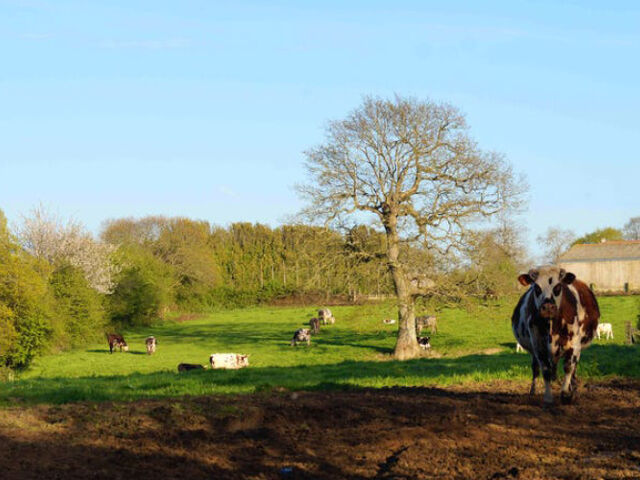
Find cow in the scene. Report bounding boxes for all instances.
[309,317,320,335]
[177,363,204,372]
[416,315,437,335]
[106,333,129,354]
[516,342,525,353]
[318,308,335,325]
[512,265,600,405]
[209,353,249,369]
[291,328,311,346]
[145,336,157,355]
[596,322,613,340]
[382,318,396,325]
[417,336,431,350]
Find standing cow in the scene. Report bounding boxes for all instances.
[145,336,157,355]
[318,309,335,325]
[512,266,599,405]
[309,317,320,334]
[291,328,311,346]
[106,333,129,354]
[415,315,437,335]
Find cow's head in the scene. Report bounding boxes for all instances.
[121,342,129,352]
[518,265,575,318]
[238,354,249,367]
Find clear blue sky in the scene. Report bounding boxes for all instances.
[1,1,638,257]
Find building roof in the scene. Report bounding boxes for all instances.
[558,240,640,263]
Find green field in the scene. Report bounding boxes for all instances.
[1,296,639,406]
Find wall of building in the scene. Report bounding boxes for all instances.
[558,259,640,292]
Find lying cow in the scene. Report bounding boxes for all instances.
[417,336,431,350]
[291,328,311,346]
[416,315,437,335]
[106,333,129,354]
[596,322,613,340]
[318,308,335,325]
[177,363,204,372]
[382,318,396,325]
[512,265,599,405]
[209,353,249,369]
[145,336,157,355]
[309,317,320,334]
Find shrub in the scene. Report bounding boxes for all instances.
[49,264,107,346]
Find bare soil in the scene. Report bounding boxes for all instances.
[1,379,639,479]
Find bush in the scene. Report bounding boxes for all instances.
[49,264,107,346]
[107,246,175,326]
[0,210,53,368]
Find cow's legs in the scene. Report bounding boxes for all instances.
[529,357,540,395]
[541,363,554,405]
[561,350,580,404]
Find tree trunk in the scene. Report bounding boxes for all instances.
[383,211,420,360]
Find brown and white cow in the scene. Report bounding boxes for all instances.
[209,353,249,369]
[512,265,599,405]
[145,336,157,355]
[106,333,129,354]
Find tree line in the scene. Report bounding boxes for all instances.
[2,95,534,367]
[0,204,525,371]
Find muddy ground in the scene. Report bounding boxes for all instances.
[1,380,639,479]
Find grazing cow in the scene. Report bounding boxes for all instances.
[177,363,204,372]
[309,317,320,334]
[209,353,249,369]
[417,336,431,350]
[318,308,335,325]
[596,322,613,340]
[145,336,157,355]
[106,333,129,354]
[382,318,396,325]
[415,315,437,335]
[291,328,311,346]
[512,265,600,405]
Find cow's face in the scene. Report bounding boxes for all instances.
[239,355,249,367]
[518,265,575,318]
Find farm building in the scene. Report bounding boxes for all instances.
[558,240,640,292]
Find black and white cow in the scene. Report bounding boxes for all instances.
[318,309,335,325]
[291,328,311,346]
[512,265,600,405]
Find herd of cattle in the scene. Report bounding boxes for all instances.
[105,265,615,406]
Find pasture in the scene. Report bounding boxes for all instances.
[2,295,639,405]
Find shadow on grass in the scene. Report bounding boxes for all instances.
[86,349,148,356]
[2,343,636,406]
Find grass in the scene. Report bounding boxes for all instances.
[1,296,639,406]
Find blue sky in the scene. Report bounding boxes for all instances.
[1,1,639,257]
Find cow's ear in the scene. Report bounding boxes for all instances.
[518,274,533,286]
[561,271,576,284]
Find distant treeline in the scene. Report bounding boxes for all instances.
[0,208,523,371]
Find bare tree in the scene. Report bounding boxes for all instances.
[17,205,118,294]
[536,227,575,264]
[623,217,640,241]
[298,95,525,359]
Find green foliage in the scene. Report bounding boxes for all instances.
[573,227,623,245]
[49,264,106,346]
[0,209,54,369]
[108,245,175,327]
[3,296,637,405]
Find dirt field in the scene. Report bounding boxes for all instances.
[1,380,639,479]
